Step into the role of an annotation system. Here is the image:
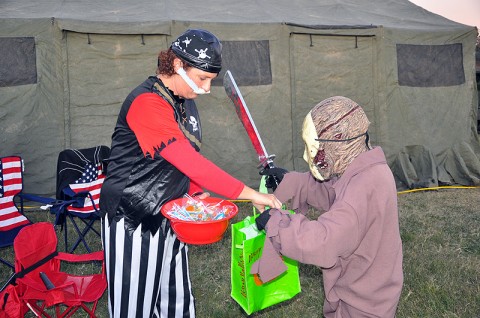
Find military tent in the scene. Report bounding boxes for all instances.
[1,0,479,195]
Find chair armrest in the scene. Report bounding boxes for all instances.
[56,251,104,262]
[17,192,57,205]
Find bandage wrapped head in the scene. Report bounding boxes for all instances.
[302,96,371,181]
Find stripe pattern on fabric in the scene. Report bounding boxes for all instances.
[102,216,195,318]
[0,156,29,232]
[60,147,106,215]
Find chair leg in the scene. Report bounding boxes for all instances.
[0,273,16,293]
[67,216,100,253]
[24,297,84,318]
[60,305,81,318]
[25,300,52,318]
[0,257,14,269]
[65,226,69,254]
[68,215,90,253]
[60,218,69,254]
[79,301,99,318]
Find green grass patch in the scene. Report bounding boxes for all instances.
[1,188,479,317]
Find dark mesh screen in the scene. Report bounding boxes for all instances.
[0,37,37,87]
[213,40,272,86]
[397,43,465,87]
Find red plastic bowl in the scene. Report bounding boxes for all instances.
[161,197,238,245]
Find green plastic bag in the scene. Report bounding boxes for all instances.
[230,177,301,314]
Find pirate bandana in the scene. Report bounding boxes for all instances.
[171,29,222,74]
[302,96,371,181]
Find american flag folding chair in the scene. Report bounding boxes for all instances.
[51,146,110,254]
[0,156,32,271]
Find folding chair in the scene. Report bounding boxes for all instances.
[10,222,106,317]
[52,146,110,253]
[0,156,32,271]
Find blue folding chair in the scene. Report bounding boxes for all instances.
[18,146,110,254]
[52,146,110,253]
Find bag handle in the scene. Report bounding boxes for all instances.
[233,177,269,249]
[253,175,269,217]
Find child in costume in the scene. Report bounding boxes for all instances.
[254,96,403,317]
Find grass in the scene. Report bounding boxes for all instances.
[1,188,479,317]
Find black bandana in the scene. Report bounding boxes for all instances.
[171,29,222,74]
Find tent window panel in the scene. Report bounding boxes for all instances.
[0,37,37,87]
[212,40,272,86]
[396,43,465,87]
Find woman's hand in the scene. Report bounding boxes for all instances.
[192,191,211,200]
[237,185,282,212]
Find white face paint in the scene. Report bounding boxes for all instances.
[302,113,325,181]
[176,67,210,95]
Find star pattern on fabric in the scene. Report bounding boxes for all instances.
[75,163,98,184]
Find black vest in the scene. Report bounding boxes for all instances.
[100,76,202,234]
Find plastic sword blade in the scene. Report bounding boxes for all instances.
[223,70,274,169]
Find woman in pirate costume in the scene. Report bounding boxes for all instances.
[99,29,281,318]
[253,96,403,317]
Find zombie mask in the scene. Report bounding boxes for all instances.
[302,96,370,181]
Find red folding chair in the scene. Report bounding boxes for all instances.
[0,156,32,271]
[12,222,106,317]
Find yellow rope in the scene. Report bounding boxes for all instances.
[230,185,480,203]
[397,185,479,195]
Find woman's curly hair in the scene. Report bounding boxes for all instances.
[156,48,191,76]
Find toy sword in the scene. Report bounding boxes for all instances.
[223,70,281,189]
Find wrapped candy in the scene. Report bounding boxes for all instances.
[166,194,233,221]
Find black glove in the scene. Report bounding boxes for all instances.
[255,209,271,231]
[259,166,288,190]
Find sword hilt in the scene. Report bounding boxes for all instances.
[258,155,286,192]
[257,154,276,170]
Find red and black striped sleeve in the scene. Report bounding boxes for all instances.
[127,93,244,199]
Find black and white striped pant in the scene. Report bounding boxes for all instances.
[102,216,195,318]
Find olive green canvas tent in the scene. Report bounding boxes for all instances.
[1,0,479,195]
